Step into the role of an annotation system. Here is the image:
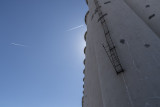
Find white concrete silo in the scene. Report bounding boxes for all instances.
[83,0,160,107]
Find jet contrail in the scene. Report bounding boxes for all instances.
[67,25,84,31]
[11,43,27,47]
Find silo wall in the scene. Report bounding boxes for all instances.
[84,0,160,107]
[123,0,160,37]
[83,9,104,107]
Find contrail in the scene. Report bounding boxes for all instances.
[67,25,84,31]
[11,43,28,47]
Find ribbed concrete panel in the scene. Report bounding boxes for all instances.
[83,10,103,107]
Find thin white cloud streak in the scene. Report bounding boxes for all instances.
[11,43,28,47]
[66,25,84,31]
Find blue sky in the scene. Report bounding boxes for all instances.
[0,0,88,107]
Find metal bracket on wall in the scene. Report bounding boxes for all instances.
[94,0,124,74]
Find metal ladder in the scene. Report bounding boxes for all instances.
[94,0,124,74]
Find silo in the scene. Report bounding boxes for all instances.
[83,0,160,107]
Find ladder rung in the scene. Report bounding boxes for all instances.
[98,13,108,22]
[109,46,115,50]
[96,6,101,9]
[101,20,106,24]
[105,31,109,35]
[112,58,119,62]
[115,64,121,67]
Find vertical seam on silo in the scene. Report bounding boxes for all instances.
[122,73,134,107]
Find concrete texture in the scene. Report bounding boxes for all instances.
[83,0,160,107]
[123,0,160,37]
